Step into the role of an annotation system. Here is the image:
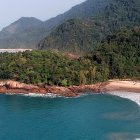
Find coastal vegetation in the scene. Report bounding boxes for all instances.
[89,28,140,79]
[0,50,100,86]
[0,28,139,86]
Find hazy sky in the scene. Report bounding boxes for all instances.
[0,0,85,30]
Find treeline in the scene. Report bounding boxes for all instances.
[90,28,140,79]
[0,50,108,86]
[0,28,139,86]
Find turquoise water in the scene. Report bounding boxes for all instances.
[0,94,140,140]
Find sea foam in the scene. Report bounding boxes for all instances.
[23,93,61,98]
[5,92,61,98]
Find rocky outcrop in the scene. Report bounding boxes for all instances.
[45,86,78,97]
[4,80,38,89]
[0,80,101,97]
[69,84,101,93]
[1,80,139,97]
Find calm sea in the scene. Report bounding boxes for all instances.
[0,94,140,140]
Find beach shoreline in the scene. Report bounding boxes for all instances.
[0,79,140,97]
[101,80,140,93]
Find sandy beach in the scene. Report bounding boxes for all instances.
[101,80,140,93]
[101,80,140,106]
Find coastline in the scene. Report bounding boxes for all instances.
[101,80,140,93]
[101,80,140,106]
[0,79,140,97]
[107,91,140,106]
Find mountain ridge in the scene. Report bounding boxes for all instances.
[0,17,47,48]
[0,0,95,49]
[0,0,140,49]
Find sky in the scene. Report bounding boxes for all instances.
[0,0,85,30]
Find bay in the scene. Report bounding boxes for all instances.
[0,94,140,140]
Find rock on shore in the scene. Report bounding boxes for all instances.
[0,80,139,97]
[0,80,98,97]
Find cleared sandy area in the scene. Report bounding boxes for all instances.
[102,80,140,93]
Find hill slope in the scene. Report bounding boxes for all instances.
[90,27,140,78]
[0,0,140,49]
[0,0,109,49]
[0,17,49,49]
[43,0,111,29]
[39,19,106,54]
[38,0,140,54]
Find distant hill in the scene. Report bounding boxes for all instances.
[43,0,111,29]
[1,17,42,36]
[1,0,106,49]
[0,0,140,49]
[38,0,140,54]
[0,17,48,49]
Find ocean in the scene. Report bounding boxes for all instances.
[0,93,140,140]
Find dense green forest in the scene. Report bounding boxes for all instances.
[90,28,140,79]
[0,50,104,86]
[0,28,139,86]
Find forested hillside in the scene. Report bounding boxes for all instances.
[39,0,140,54]
[39,19,102,54]
[90,27,140,79]
[0,28,139,85]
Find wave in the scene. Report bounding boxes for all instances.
[6,91,140,106]
[108,91,140,106]
[23,93,62,98]
[5,93,61,98]
[5,92,89,98]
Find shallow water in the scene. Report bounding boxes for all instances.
[0,93,140,140]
